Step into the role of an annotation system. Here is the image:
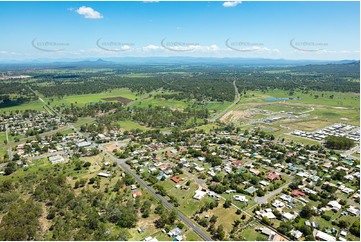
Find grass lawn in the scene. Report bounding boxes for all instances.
[0,132,7,145]
[184,230,202,241]
[239,221,268,241]
[207,200,243,234]
[0,100,45,113]
[115,120,150,131]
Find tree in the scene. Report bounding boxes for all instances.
[215,225,225,240]
[113,179,123,192]
[0,199,42,240]
[4,162,16,175]
[169,210,177,225]
[325,136,354,150]
[210,215,218,224]
[338,220,349,229]
[223,199,232,208]
[350,220,360,237]
[300,205,313,219]
[262,216,271,226]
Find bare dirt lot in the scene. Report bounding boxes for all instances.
[220,110,254,123]
[102,96,132,104]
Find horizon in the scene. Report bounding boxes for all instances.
[0,1,360,61]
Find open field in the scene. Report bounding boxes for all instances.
[0,100,45,113]
[45,88,138,107]
[115,120,150,131]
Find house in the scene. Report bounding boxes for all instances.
[290,229,303,239]
[280,194,294,202]
[133,190,142,198]
[272,200,285,208]
[282,212,296,220]
[193,190,206,200]
[291,190,306,197]
[267,171,280,181]
[256,210,276,219]
[340,231,347,237]
[250,168,260,176]
[97,172,110,178]
[168,227,182,237]
[131,184,137,190]
[77,141,91,148]
[328,201,342,211]
[149,167,157,173]
[143,237,158,242]
[233,195,248,203]
[194,166,205,172]
[49,155,65,164]
[258,227,275,237]
[313,229,336,241]
[171,177,182,183]
[347,206,360,216]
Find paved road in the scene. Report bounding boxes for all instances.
[255,181,291,204]
[343,145,360,157]
[98,145,212,241]
[183,168,207,189]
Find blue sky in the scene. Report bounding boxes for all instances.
[0,1,359,61]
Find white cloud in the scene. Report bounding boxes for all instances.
[223,1,242,8]
[143,45,161,51]
[76,6,103,19]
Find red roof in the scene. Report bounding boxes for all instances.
[267,171,281,180]
[232,160,244,167]
[291,190,306,197]
[133,191,142,197]
[159,165,170,171]
[171,177,182,183]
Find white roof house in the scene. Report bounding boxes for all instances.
[282,212,296,220]
[233,195,248,203]
[314,229,336,241]
[49,155,65,164]
[290,230,303,239]
[347,206,360,216]
[193,190,207,200]
[98,172,110,178]
[328,201,342,211]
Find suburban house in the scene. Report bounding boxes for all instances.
[291,190,306,197]
[171,177,182,183]
[193,190,207,200]
[313,229,336,241]
[267,171,281,181]
[328,201,342,211]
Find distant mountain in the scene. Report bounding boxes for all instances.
[0,57,358,68]
[290,60,360,75]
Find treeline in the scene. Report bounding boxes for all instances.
[325,136,355,150]
[0,159,173,240]
[161,77,235,102]
[236,72,359,93]
[0,82,36,108]
[32,76,163,98]
[61,102,124,121]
